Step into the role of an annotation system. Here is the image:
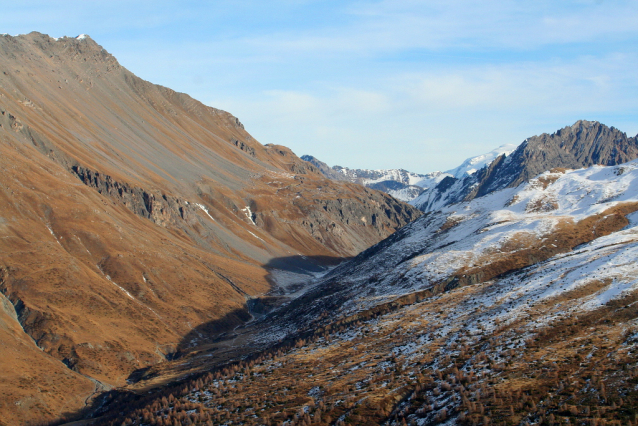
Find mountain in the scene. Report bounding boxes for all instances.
[94,156,638,426]
[4,31,637,426]
[306,123,638,213]
[412,120,638,212]
[0,32,420,425]
[301,144,516,203]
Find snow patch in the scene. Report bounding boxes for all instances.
[241,206,256,225]
[446,144,518,178]
[195,203,215,222]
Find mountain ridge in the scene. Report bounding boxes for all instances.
[302,144,517,202]
[304,122,638,211]
[412,120,638,211]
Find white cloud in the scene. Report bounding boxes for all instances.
[235,0,638,56]
[401,54,635,112]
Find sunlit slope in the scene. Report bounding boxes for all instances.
[302,160,638,318]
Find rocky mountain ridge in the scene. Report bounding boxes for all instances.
[412,120,638,212]
[305,123,638,213]
[301,155,449,202]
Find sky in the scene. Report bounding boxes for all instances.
[1,1,637,174]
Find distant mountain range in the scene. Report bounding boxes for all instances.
[302,144,517,202]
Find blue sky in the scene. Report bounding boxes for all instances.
[2,1,637,173]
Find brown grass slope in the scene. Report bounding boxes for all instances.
[0,32,420,425]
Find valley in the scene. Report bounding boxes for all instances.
[0,32,418,426]
[89,160,638,426]
[0,31,637,426]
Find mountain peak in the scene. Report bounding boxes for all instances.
[570,118,600,129]
[3,31,95,43]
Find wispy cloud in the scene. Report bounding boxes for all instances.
[216,51,638,172]
[232,0,638,55]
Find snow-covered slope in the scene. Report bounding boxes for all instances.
[411,121,638,212]
[445,143,517,178]
[121,159,638,426]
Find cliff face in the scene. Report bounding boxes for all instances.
[0,32,420,424]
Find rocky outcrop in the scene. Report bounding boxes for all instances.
[295,190,421,252]
[231,137,256,157]
[486,120,638,191]
[300,155,349,181]
[71,165,190,227]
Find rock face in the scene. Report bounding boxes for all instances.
[0,32,420,424]
[487,120,638,190]
[412,120,638,211]
[300,155,348,181]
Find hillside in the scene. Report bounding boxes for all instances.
[99,159,638,425]
[0,32,420,425]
